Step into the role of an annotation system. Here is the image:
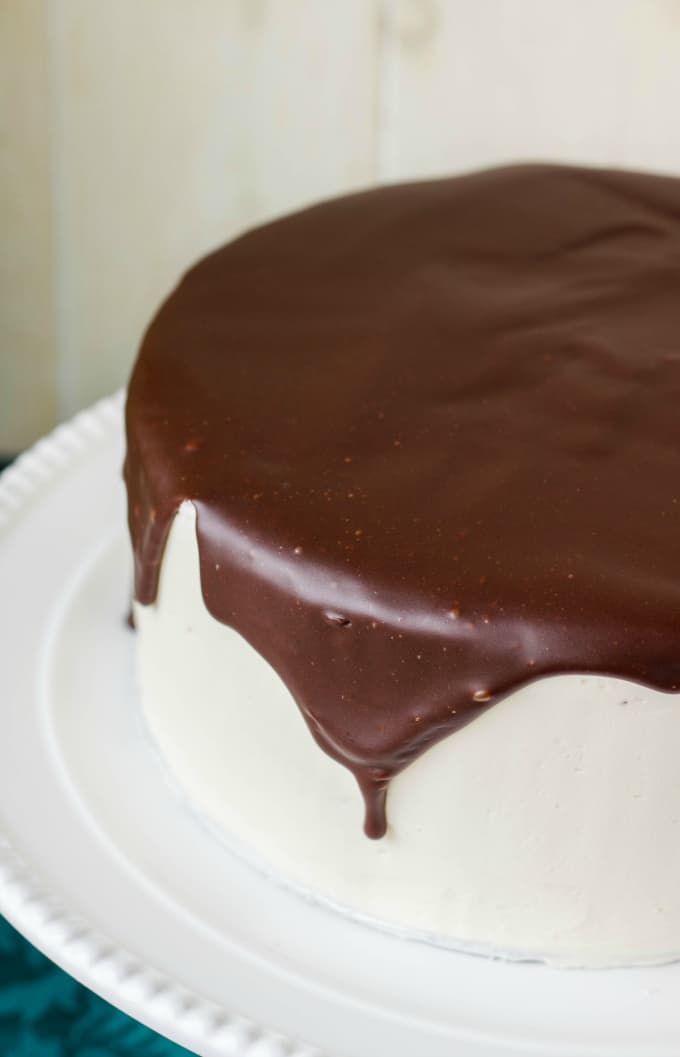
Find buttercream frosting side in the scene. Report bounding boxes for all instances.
[135,503,680,968]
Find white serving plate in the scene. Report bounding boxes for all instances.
[1,392,680,1057]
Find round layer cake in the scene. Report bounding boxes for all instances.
[125,164,680,967]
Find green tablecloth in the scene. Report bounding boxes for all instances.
[1,912,196,1054]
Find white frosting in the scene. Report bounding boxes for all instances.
[135,501,680,967]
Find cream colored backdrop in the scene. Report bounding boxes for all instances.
[3,0,680,449]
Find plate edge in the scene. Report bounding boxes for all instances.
[0,392,323,1057]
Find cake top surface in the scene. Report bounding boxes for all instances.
[126,164,680,835]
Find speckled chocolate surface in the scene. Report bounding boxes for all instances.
[125,164,680,837]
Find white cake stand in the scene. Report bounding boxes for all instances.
[1,392,679,1057]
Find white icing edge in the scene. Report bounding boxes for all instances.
[136,500,680,969]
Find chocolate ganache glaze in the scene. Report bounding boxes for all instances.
[125,164,680,838]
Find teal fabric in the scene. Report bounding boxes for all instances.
[0,914,196,1056]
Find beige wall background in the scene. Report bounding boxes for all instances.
[2,0,680,450]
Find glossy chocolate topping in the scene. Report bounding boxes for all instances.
[125,164,680,838]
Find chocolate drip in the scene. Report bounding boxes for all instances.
[124,164,680,837]
[357,772,389,840]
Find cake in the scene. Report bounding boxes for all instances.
[124,164,680,967]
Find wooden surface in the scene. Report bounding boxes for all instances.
[0,0,57,451]
[2,0,680,447]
